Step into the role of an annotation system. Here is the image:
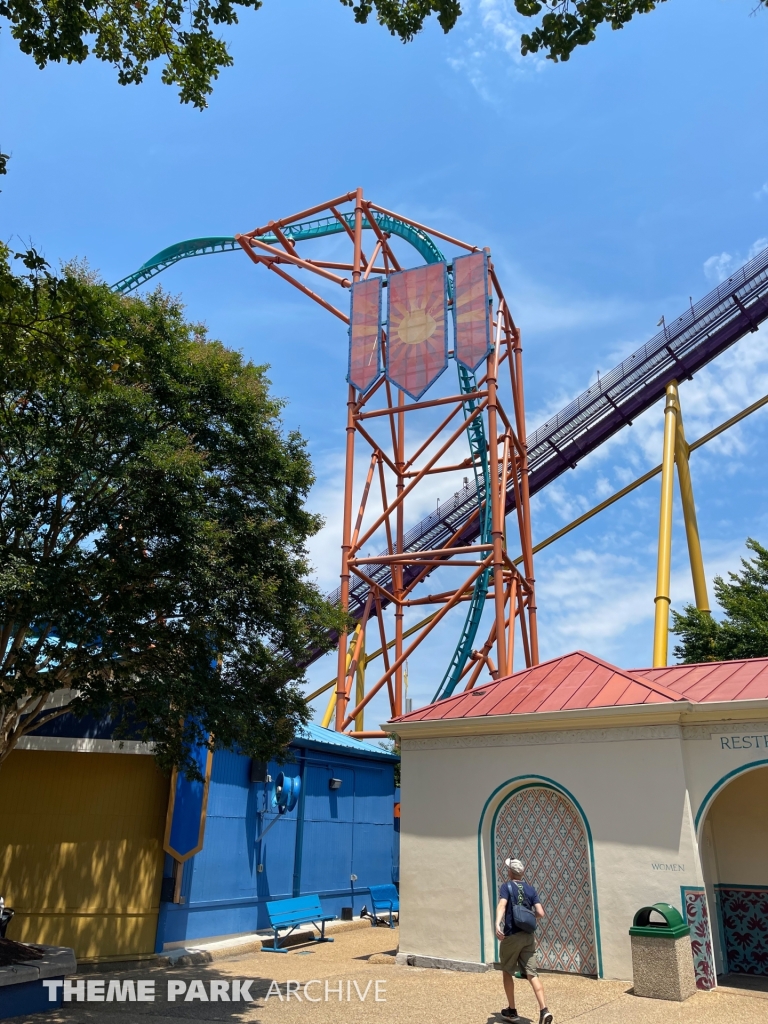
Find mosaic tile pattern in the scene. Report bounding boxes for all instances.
[681,887,715,989]
[495,787,596,976]
[717,886,768,976]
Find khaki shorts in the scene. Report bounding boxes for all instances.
[498,931,538,977]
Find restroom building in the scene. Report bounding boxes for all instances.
[387,650,768,986]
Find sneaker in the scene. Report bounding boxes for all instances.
[500,1010,521,1022]
[539,1010,553,1024]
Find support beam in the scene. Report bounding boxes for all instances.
[675,405,710,613]
[513,391,768,564]
[653,382,679,667]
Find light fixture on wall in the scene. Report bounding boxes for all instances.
[329,777,342,790]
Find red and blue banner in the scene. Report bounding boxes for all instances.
[452,251,491,373]
[386,262,448,401]
[348,278,382,394]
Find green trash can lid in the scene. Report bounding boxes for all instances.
[628,903,690,939]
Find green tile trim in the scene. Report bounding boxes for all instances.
[476,775,602,978]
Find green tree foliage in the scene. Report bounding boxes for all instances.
[0,0,460,109]
[516,0,662,61]
[672,539,768,663]
[1,0,764,107]
[515,1,767,63]
[0,246,346,775]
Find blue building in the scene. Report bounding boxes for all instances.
[157,723,399,950]
[1,715,399,957]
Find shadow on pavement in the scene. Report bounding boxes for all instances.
[9,962,281,1023]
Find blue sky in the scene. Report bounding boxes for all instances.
[3,0,768,724]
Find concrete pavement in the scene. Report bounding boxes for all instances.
[12,925,767,1024]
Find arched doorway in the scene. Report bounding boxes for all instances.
[494,785,596,976]
[700,765,768,977]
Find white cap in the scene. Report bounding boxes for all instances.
[505,858,524,873]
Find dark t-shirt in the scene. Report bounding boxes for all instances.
[499,880,540,936]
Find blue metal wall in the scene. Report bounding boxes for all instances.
[155,742,398,950]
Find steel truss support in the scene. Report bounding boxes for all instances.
[233,188,537,733]
[653,381,710,667]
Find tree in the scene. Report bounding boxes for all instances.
[672,538,768,663]
[2,0,764,108]
[0,0,460,109]
[0,245,346,776]
[515,1,767,64]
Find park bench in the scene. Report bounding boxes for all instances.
[366,884,399,928]
[263,894,336,953]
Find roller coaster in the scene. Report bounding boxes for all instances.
[113,190,768,734]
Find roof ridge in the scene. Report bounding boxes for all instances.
[630,655,768,671]
[565,651,684,700]
[623,670,690,702]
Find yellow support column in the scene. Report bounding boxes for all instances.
[354,634,366,732]
[320,686,337,729]
[675,405,710,613]
[321,626,359,728]
[653,383,679,667]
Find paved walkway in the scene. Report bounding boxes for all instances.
[20,926,768,1024]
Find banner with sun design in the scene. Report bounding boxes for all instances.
[386,262,448,401]
[348,278,382,394]
[452,251,491,372]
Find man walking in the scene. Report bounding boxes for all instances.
[495,857,553,1024]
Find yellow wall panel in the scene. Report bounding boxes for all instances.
[0,750,169,958]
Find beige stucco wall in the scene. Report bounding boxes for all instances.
[395,706,768,982]
[706,765,768,884]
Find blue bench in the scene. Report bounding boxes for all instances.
[367,884,399,928]
[263,894,336,953]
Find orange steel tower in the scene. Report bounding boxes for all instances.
[232,189,538,736]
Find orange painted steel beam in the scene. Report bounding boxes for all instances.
[357,391,487,420]
[352,400,489,554]
[246,235,351,287]
[341,558,491,729]
[367,202,479,253]
[361,202,402,272]
[236,237,349,323]
[233,190,539,726]
[350,544,492,563]
[250,192,357,234]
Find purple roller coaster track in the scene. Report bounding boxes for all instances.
[330,242,768,629]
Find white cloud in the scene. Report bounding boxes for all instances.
[754,182,768,201]
[704,236,768,284]
[447,0,545,102]
[703,251,737,285]
[535,536,750,668]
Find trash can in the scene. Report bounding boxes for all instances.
[629,903,696,1001]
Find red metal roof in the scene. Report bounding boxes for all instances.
[627,657,768,703]
[393,651,687,723]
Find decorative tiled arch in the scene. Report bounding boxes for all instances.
[493,785,597,975]
[476,775,602,977]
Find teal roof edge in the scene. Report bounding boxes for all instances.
[292,721,398,761]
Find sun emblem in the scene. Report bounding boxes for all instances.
[397,307,437,346]
[386,262,448,400]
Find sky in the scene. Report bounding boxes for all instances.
[2,0,768,727]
